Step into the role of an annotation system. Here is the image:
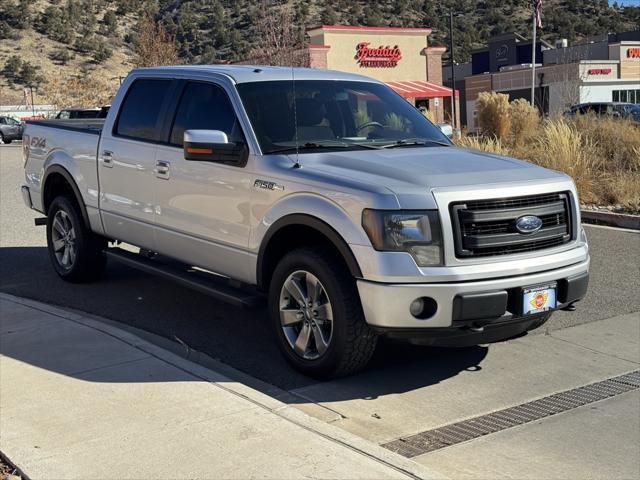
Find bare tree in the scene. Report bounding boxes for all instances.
[134,15,179,67]
[247,2,309,67]
[548,43,592,112]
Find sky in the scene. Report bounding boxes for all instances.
[609,1,639,6]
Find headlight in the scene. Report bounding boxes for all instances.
[362,209,443,266]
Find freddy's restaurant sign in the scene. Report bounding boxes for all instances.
[356,42,402,67]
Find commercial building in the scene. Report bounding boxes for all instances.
[443,30,639,131]
[305,26,459,126]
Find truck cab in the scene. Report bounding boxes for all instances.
[21,66,589,378]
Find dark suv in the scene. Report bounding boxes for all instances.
[0,116,24,144]
[566,102,640,123]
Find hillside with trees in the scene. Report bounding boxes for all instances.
[1,0,638,105]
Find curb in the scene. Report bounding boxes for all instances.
[581,210,640,230]
[0,293,446,480]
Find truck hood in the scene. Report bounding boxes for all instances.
[297,146,568,208]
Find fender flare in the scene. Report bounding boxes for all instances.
[42,164,90,227]
[257,214,363,289]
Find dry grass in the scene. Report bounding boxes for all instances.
[455,135,509,156]
[476,91,511,139]
[509,99,539,146]
[456,107,640,210]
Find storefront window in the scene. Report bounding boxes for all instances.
[612,90,640,104]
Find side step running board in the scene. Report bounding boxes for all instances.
[105,248,265,309]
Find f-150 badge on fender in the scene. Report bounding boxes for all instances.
[254,179,284,191]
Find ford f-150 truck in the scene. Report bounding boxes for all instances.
[21,66,589,378]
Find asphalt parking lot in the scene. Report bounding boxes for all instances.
[2,144,639,477]
[2,144,638,387]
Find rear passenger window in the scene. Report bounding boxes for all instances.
[115,79,172,141]
[170,82,241,146]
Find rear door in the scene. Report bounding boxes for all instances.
[153,80,254,282]
[98,78,176,250]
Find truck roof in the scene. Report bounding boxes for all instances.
[130,65,381,84]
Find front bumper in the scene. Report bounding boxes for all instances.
[357,256,589,330]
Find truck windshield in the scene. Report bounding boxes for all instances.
[236,80,451,154]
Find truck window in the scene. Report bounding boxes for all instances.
[169,82,241,146]
[115,79,172,141]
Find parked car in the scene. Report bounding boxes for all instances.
[55,108,101,120]
[565,102,640,123]
[97,105,111,118]
[21,66,589,378]
[0,116,24,144]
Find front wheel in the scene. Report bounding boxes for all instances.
[269,247,377,378]
[46,196,107,282]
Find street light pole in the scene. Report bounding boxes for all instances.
[449,9,457,134]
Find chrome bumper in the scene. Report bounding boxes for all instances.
[357,256,590,329]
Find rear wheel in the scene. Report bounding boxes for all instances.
[46,196,107,282]
[269,247,377,378]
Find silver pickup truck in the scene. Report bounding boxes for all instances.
[21,66,589,378]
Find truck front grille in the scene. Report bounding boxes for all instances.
[450,192,574,258]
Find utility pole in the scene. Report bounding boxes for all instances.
[530,2,538,107]
[29,85,35,117]
[449,9,457,134]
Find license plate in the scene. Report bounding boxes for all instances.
[522,283,557,315]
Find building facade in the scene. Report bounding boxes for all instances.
[444,30,639,131]
[306,26,459,126]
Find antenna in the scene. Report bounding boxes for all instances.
[291,64,301,169]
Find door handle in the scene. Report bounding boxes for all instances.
[155,160,170,179]
[101,150,113,168]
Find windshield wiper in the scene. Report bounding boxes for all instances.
[380,138,451,149]
[266,141,380,154]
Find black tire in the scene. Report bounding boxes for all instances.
[268,247,377,379]
[46,196,107,282]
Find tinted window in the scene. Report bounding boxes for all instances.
[237,80,449,154]
[116,79,172,141]
[0,118,5,124]
[75,110,99,119]
[170,82,240,146]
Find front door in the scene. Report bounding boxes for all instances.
[153,81,254,282]
[98,78,175,251]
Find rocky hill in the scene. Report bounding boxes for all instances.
[1,0,638,105]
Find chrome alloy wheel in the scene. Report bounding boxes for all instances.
[279,270,334,360]
[51,210,76,270]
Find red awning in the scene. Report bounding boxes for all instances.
[386,80,458,98]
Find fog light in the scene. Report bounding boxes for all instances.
[409,297,437,319]
[410,298,424,316]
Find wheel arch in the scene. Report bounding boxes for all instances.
[42,165,90,227]
[257,214,363,291]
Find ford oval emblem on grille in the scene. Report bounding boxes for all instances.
[515,215,543,234]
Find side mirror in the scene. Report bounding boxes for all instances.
[183,129,248,165]
[437,123,454,138]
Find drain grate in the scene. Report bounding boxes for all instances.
[383,370,640,458]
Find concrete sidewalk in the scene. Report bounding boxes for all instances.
[0,293,443,480]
